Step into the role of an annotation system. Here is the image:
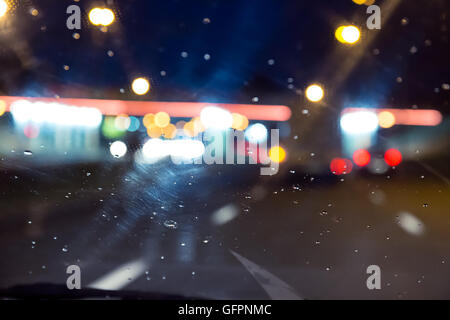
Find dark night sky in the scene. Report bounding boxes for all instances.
[0,0,448,113]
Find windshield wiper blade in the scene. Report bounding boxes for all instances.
[0,283,206,300]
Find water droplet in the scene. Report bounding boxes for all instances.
[24,150,33,156]
[163,220,178,229]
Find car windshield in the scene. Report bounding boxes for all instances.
[0,0,449,300]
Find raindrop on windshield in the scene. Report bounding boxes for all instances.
[163,220,178,229]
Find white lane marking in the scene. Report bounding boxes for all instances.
[87,259,147,291]
[230,250,303,300]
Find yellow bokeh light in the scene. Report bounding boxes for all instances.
[183,121,195,137]
[147,124,162,138]
[89,8,115,26]
[378,111,396,128]
[336,25,361,44]
[239,115,249,130]
[268,146,286,163]
[352,0,367,4]
[305,84,324,102]
[131,77,150,95]
[154,112,170,128]
[192,117,205,133]
[162,123,177,139]
[0,100,6,117]
[335,26,346,43]
[0,0,8,17]
[143,113,155,127]
[231,113,249,131]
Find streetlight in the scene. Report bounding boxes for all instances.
[0,0,8,18]
[305,84,324,102]
[335,25,361,44]
[131,77,150,95]
[88,8,115,26]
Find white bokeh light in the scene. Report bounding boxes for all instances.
[341,26,361,44]
[305,84,324,102]
[131,78,150,95]
[110,141,127,158]
[245,123,268,143]
[200,106,233,130]
[340,111,379,135]
[0,0,7,17]
[10,100,102,128]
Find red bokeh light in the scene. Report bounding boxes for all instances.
[353,149,371,167]
[330,158,353,175]
[384,148,402,166]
